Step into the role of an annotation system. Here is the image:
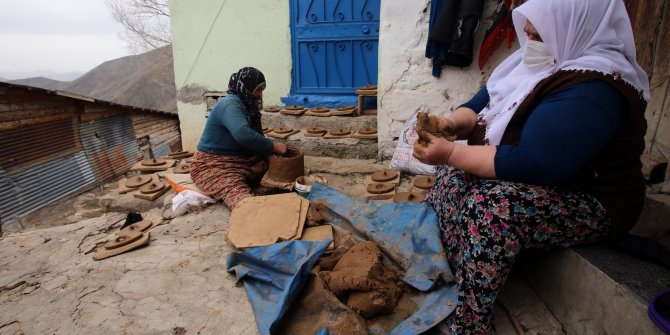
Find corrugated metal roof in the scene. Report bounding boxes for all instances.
[79,114,142,182]
[0,152,96,223]
[0,81,173,115]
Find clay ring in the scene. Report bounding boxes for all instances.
[307,127,327,134]
[125,175,152,188]
[141,159,166,166]
[264,106,281,113]
[367,183,394,194]
[413,176,436,189]
[139,181,166,194]
[371,170,399,182]
[336,105,356,111]
[329,128,351,136]
[358,127,377,135]
[274,127,293,134]
[393,192,425,203]
[310,106,330,113]
[285,105,304,111]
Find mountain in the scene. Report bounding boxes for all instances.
[0,70,82,82]
[7,45,177,114]
[7,77,67,91]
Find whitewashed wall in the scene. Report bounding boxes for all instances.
[377,0,518,157]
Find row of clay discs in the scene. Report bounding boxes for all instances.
[263,105,357,114]
[261,126,377,137]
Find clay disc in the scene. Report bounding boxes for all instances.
[310,106,330,113]
[367,183,394,194]
[122,220,153,233]
[141,159,166,166]
[125,175,152,188]
[358,84,377,90]
[329,128,351,136]
[336,105,356,111]
[358,127,377,135]
[414,176,436,189]
[264,106,281,113]
[371,170,399,182]
[103,230,143,249]
[274,127,294,134]
[139,181,166,194]
[184,158,193,164]
[285,105,304,111]
[174,164,190,174]
[307,127,327,134]
[263,127,273,134]
[167,151,188,157]
[393,192,425,203]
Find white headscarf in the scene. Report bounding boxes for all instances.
[481,0,650,145]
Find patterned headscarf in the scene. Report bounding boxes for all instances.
[227,67,266,133]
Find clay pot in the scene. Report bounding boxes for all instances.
[265,148,305,185]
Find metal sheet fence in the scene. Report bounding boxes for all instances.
[1,114,143,225]
[0,152,96,223]
[79,114,142,183]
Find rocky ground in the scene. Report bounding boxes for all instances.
[0,157,561,334]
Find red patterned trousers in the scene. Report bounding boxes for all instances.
[190,151,267,208]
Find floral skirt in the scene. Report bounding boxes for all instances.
[425,166,610,334]
[190,151,267,208]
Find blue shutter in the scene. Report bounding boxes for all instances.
[284,0,380,107]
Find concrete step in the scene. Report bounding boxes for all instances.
[518,194,670,335]
[262,112,378,159]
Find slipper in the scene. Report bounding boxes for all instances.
[649,289,670,334]
[92,229,150,261]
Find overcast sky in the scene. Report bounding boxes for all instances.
[0,0,131,80]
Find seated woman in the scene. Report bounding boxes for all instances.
[412,0,650,333]
[190,67,286,208]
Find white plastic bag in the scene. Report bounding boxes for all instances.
[171,190,216,217]
[390,109,437,176]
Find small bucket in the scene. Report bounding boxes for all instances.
[294,175,327,199]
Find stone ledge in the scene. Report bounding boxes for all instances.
[519,247,667,335]
[262,112,376,130]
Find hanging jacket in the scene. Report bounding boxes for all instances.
[426,0,486,77]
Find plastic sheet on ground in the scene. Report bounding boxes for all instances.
[227,183,458,335]
[309,182,454,290]
[227,239,332,335]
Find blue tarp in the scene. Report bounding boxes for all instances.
[226,183,458,335]
[227,239,332,335]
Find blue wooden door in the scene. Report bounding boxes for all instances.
[285,0,380,107]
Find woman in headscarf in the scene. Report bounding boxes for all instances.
[190,67,287,208]
[413,0,649,333]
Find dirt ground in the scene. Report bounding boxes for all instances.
[2,156,412,235]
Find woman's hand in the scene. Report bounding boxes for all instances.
[412,131,455,165]
[272,142,287,155]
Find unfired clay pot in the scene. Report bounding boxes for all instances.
[265,148,305,185]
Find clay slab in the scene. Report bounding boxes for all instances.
[300,225,334,250]
[227,193,304,249]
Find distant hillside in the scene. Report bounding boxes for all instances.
[7,77,67,91]
[8,45,177,114]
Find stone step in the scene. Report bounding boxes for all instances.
[519,195,670,335]
[262,112,378,159]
